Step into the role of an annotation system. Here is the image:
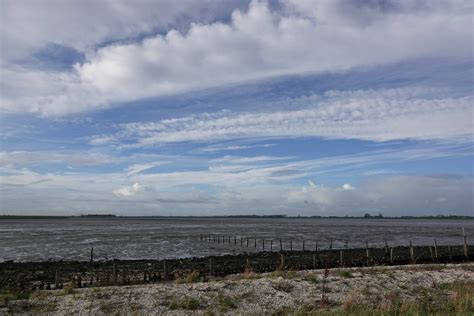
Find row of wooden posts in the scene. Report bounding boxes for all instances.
[199,228,470,261]
[47,230,469,290]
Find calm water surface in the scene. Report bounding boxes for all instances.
[0,217,472,262]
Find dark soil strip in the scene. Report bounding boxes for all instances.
[1,245,471,292]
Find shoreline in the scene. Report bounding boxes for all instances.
[1,245,472,293]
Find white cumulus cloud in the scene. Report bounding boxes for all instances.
[1,0,472,115]
[113,183,140,197]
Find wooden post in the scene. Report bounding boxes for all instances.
[270,240,273,251]
[290,240,293,251]
[228,236,231,244]
[254,238,257,249]
[113,263,117,284]
[280,254,285,269]
[434,239,438,259]
[280,239,283,252]
[303,239,305,251]
[315,240,318,252]
[246,237,249,247]
[448,245,453,262]
[234,235,237,246]
[463,227,469,259]
[55,269,59,289]
[409,240,414,264]
[365,241,370,266]
[429,246,434,261]
[209,258,213,276]
[390,247,394,264]
[384,240,388,254]
[200,234,203,240]
[313,254,316,268]
[90,247,93,263]
[163,260,168,280]
[262,239,265,251]
[329,239,333,250]
[339,250,343,267]
[246,258,250,270]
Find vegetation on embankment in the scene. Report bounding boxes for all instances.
[1,263,472,315]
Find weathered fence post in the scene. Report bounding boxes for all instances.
[55,269,60,289]
[409,240,414,264]
[365,241,370,266]
[280,254,285,269]
[228,236,231,244]
[254,238,257,249]
[329,239,333,250]
[113,262,117,284]
[448,245,453,262]
[339,250,343,267]
[270,240,273,251]
[90,247,94,263]
[163,260,168,280]
[390,247,394,264]
[313,254,316,268]
[234,235,237,246]
[209,258,213,276]
[429,246,434,261]
[434,238,438,259]
[246,237,249,248]
[315,240,318,252]
[280,239,283,252]
[463,227,469,259]
[303,239,305,251]
[262,239,265,251]
[290,240,293,251]
[384,240,388,254]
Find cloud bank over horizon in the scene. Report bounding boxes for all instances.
[0,0,473,216]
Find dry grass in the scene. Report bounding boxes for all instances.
[175,270,201,284]
[168,296,201,310]
[338,280,474,316]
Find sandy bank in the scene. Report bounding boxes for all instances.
[1,263,473,315]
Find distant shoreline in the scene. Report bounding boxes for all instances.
[0,214,472,220]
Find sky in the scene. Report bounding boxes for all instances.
[0,0,473,216]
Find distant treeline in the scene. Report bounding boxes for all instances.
[0,214,472,220]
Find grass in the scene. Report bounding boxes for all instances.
[269,269,299,279]
[272,280,295,293]
[218,295,237,312]
[241,267,261,279]
[0,289,33,307]
[168,296,201,310]
[58,281,76,296]
[336,270,354,278]
[175,270,201,284]
[303,273,320,284]
[336,280,474,316]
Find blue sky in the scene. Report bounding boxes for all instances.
[0,0,473,216]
